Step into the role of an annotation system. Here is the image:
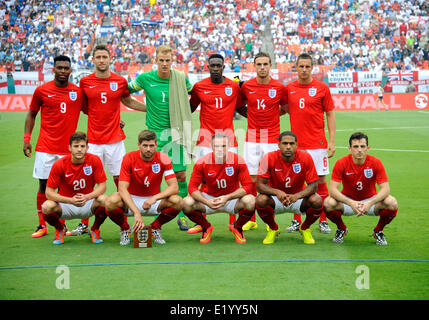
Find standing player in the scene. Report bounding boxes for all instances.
[240,52,288,231]
[324,132,398,245]
[105,130,183,245]
[188,53,246,231]
[255,131,323,244]
[285,53,336,234]
[42,132,108,245]
[375,83,389,111]
[23,55,85,238]
[128,45,192,231]
[79,44,145,235]
[183,133,255,244]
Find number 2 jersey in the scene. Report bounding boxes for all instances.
[188,152,253,197]
[119,150,176,197]
[257,149,319,194]
[331,154,388,201]
[29,80,85,154]
[47,153,107,197]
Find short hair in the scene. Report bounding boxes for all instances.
[70,131,88,145]
[296,53,314,66]
[156,45,173,57]
[208,53,224,63]
[138,130,157,144]
[278,131,297,142]
[211,132,230,144]
[92,44,110,56]
[54,55,71,65]
[254,52,271,64]
[349,132,368,146]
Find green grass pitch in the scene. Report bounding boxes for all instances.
[0,110,428,300]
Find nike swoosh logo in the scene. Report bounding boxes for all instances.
[134,168,144,171]
[150,84,158,87]
[345,172,354,175]
[48,94,56,97]
[89,86,96,88]
[249,91,256,94]
[65,173,73,177]
[290,91,296,94]
[208,173,215,176]
[275,168,282,171]
[204,91,212,94]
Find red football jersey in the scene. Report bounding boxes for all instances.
[190,77,242,147]
[331,154,388,201]
[30,81,84,154]
[188,152,253,197]
[119,150,176,197]
[241,77,287,143]
[47,153,107,197]
[286,79,335,149]
[257,149,319,194]
[80,72,130,145]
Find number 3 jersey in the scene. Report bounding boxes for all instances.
[257,149,319,194]
[47,153,107,197]
[119,150,176,197]
[188,152,253,197]
[331,154,388,201]
[30,81,85,154]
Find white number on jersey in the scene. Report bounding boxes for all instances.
[216,178,227,189]
[73,179,86,190]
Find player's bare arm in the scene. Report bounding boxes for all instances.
[191,190,219,209]
[284,181,318,206]
[121,96,147,112]
[326,110,336,158]
[45,186,84,207]
[235,105,248,118]
[80,182,107,203]
[118,180,145,231]
[23,110,38,157]
[279,103,288,116]
[143,177,179,210]
[256,176,287,203]
[214,187,248,208]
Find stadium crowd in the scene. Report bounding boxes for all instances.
[1,0,428,74]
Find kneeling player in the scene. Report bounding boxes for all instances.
[183,133,255,244]
[255,131,322,244]
[105,130,182,245]
[324,132,398,245]
[42,132,108,245]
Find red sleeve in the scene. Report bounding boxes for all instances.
[304,154,319,185]
[322,84,335,112]
[235,84,243,109]
[46,160,62,190]
[121,77,130,98]
[119,153,132,183]
[29,86,42,112]
[188,161,204,194]
[279,85,288,105]
[375,158,388,185]
[238,161,253,194]
[331,158,344,182]
[93,155,107,184]
[160,153,176,181]
[189,83,201,106]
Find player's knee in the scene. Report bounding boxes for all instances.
[383,195,398,211]
[323,196,337,211]
[96,194,108,206]
[309,193,323,209]
[105,193,121,211]
[41,200,57,215]
[182,196,195,212]
[240,194,255,210]
[168,194,183,210]
[255,194,270,208]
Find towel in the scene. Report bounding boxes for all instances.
[169,69,194,158]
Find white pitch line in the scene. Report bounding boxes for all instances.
[335,126,429,132]
[336,146,429,153]
[417,111,429,115]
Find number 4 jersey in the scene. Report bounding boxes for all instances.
[47,153,107,197]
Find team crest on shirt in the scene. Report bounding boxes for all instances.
[110,82,118,91]
[69,91,77,101]
[308,88,317,97]
[225,87,233,96]
[292,163,301,173]
[152,163,161,174]
[364,168,373,178]
[83,165,92,176]
[225,166,234,176]
[268,89,276,98]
